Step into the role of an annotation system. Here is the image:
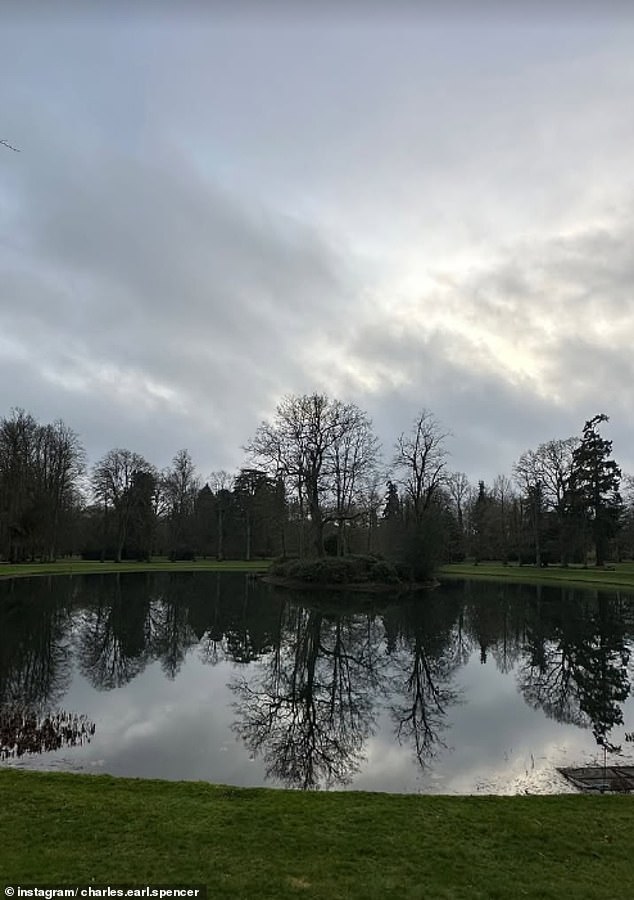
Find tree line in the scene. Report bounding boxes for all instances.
[0,398,632,568]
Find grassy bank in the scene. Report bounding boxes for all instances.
[3,557,634,592]
[0,558,270,580]
[1,770,632,899]
[439,561,634,591]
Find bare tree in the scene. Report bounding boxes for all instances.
[514,437,577,564]
[392,409,449,522]
[446,471,470,535]
[491,474,518,562]
[514,449,545,565]
[209,470,235,560]
[360,471,385,554]
[163,449,200,557]
[91,448,155,562]
[330,405,381,554]
[0,409,38,561]
[164,450,199,517]
[246,394,329,556]
[515,439,577,514]
[245,393,380,557]
[0,410,85,561]
[33,420,86,560]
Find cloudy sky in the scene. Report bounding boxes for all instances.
[2,4,633,487]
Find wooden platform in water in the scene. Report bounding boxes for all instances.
[558,766,634,793]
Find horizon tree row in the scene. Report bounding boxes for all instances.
[0,400,631,568]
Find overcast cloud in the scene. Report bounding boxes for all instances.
[1,5,633,486]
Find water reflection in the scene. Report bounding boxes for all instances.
[232,604,383,788]
[0,573,633,790]
[518,591,631,751]
[383,599,464,767]
[0,577,74,708]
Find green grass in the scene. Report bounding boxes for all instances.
[4,558,634,591]
[1,770,633,899]
[439,560,634,591]
[4,557,634,593]
[0,558,270,580]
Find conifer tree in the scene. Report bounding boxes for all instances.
[569,414,622,567]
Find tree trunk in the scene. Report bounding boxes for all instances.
[534,508,541,567]
[307,488,324,557]
[595,522,605,567]
[312,521,324,557]
[245,513,251,561]
[280,521,286,558]
[217,507,224,561]
[559,513,568,567]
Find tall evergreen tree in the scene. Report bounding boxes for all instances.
[568,414,622,567]
[382,481,402,522]
[471,481,492,562]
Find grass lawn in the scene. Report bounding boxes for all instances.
[439,561,634,591]
[1,770,633,899]
[0,558,270,580]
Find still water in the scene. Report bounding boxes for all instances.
[2,572,634,793]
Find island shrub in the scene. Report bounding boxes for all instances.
[268,554,402,586]
[368,558,400,584]
[287,558,354,584]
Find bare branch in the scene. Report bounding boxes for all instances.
[392,409,450,519]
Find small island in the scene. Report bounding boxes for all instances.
[262,554,437,593]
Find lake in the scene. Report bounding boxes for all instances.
[1,571,634,793]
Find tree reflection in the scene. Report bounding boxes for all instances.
[190,573,283,667]
[518,591,631,748]
[76,575,151,689]
[573,594,630,750]
[0,578,73,708]
[0,580,94,764]
[385,597,462,767]
[150,595,197,679]
[72,572,286,688]
[519,590,587,727]
[4,571,634,786]
[231,599,384,789]
[464,583,529,670]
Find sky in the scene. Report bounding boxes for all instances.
[2,4,634,489]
